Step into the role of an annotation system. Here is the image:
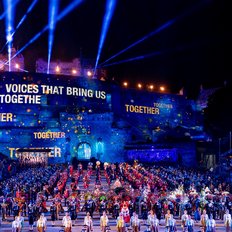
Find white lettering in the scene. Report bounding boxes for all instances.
[0,95,41,104]
[0,113,13,122]
[5,84,39,93]
[66,87,94,98]
[41,85,64,94]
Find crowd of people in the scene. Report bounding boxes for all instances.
[0,159,231,231]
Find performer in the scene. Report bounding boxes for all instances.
[116,213,125,232]
[154,200,162,220]
[223,209,232,232]
[41,213,47,230]
[50,201,56,226]
[165,210,172,232]
[121,202,130,224]
[193,208,201,223]
[207,200,214,219]
[128,200,135,217]
[186,215,194,232]
[130,212,141,232]
[17,212,24,232]
[147,210,159,232]
[55,200,62,220]
[140,200,148,223]
[100,211,109,232]
[78,163,83,176]
[206,215,216,232]
[181,210,189,232]
[168,200,175,215]
[36,214,46,232]
[168,215,176,232]
[69,201,77,225]
[69,164,74,177]
[113,200,120,219]
[218,199,226,220]
[62,212,72,232]
[64,188,69,206]
[95,161,101,178]
[28,203,35,231]
[84,196,95,217]
[12,201,19,219]
[84,212,93,232]
[88,162,93,175]
[1,199,7,221]
[12,216,21,232]
[200,209,209,232]
[113,178,122,189]
[99,199,107,216]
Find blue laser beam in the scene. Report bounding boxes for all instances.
[94,0,117,75]
[0,0,20,20]
[99,51,162,68]
[3,0,16,71]
[47,0,60,74]
[99,35,218,68]
[100,1,208,65]
[56,0,83,22]
[100,21,173,66]
[0,0,38,53]
[15,0,38,31]
[5,0,84,65]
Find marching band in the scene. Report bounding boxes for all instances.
[0,160,231,232]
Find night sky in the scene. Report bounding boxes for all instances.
[0,0,230,95]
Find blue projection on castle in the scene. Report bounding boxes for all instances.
[0,72,203,165]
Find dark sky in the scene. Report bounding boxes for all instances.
[0,0,230,94]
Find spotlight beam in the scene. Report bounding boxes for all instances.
[0,0,38,53]
[5,0,84,65]
[0,0,20,20]
[100,21,173,66]
[99,51,161,68]
[94,0,117,75]
[100,1,208,65]
[14,0,38,30]
[3,0,16,71]
[15,0,38,31]
[56,0,83,22]
[99,36,218,68]
[47,0,60,74]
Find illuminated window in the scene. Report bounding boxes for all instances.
[77,142,91,160]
